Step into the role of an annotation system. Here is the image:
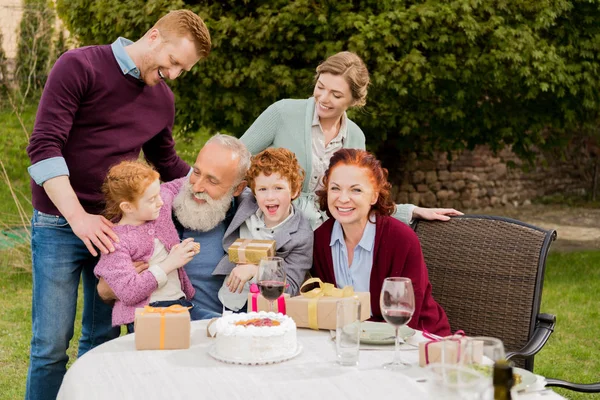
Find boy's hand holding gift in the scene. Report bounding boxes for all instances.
[226,264,258,293]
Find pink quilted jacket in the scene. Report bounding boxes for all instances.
[94,178,195,326]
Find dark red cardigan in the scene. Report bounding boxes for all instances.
[312,216,451,336]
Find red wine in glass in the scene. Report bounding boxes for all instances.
[382,309,413,327]
[258,280,285,301]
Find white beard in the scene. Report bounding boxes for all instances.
[173,181,234,232]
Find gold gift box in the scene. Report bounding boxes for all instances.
[418,337,483,367]
[228,238,276,264]
[134,306,191,350]
[286,292,371,330]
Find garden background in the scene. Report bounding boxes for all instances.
[0,1,599,399]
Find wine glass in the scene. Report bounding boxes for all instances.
[257,257,286,312]
[380,277,415,370]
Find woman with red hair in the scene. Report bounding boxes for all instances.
[312,149,451,335]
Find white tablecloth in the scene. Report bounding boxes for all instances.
[57,320,564,400]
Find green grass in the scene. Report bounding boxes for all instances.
[0,105,35,230]
[534,251,600,399]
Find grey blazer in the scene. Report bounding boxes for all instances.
[212,189,313,296]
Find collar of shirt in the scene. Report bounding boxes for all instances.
[311,99,348,144]
[330,219,376,252]
[111,37,141,79]
[247,205,295,233]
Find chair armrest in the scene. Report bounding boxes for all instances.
[545,379,600,393]
[506,313,556,359]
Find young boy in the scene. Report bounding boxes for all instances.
[214,148,313,311]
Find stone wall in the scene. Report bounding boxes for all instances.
[392,145,594,210]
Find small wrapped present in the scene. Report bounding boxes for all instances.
[286,278,370,330]
[247,283,290,314]
[418,331,483,367]
[228,238,276,264]
[134,305,191,350]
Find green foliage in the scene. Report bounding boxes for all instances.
[15,0,56,99]
[57,0,600,164]
[0,30,8,105]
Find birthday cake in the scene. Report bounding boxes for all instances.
[213,311,297,363]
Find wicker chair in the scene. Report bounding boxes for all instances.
[412,215,556,371]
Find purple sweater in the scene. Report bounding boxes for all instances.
[27,45,189,216]
[94,178,195,326]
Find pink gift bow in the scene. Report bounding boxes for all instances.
[249,283,287,314]
[422,329,466,365]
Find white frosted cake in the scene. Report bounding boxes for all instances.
[213,311,297,362]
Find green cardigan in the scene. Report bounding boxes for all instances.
[240,97,414,227]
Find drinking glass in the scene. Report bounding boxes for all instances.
[380,277,415,370]
[464,336,507,399]
[425,363,489,400]
[257,257,286,312]
[336,298,361,366]
[465,337,506,366]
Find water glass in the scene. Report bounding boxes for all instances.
[336,298,361,366]
[425,363,489,400]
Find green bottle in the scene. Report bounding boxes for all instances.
[493,360,514,400]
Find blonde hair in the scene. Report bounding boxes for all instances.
[151,9,211,59]
[315,51,370,107]
[102,160,160,221]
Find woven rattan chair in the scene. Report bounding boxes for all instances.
[412,215,556,371]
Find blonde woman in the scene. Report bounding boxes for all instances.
[240,51,461,229]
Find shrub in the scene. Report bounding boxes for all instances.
[57,0,600,164]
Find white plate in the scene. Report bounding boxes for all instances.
[359,321,416,345]
[513,367,537,392]
[208,343,303,365]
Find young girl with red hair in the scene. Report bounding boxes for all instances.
[94,160,201,331]
[312,149,451,335]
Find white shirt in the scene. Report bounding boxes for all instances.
[148,239,185,302]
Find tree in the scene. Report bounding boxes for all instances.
[57,0,600,165]
[15,0,56,100]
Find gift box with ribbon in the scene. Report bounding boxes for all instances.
[418,331,483,367]
[247,283,290,314]
[228,238,276,264]
[285,278,370,330]
[134,305,191,350]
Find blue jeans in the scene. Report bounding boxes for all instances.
[26,210,120,400]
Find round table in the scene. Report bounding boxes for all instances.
[57,320,563,400]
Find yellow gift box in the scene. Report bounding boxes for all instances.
[418,335,483,367]
[285,278,371,330]
[134,305,191,350]
[228,238,276,264]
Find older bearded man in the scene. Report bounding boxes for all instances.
[173,135,250,318]
[97,134,251,319]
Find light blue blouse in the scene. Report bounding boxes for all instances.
[330,220,376,292]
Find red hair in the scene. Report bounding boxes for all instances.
[102,160,160,221]
[316,149,395,220]
[246,148,305,200]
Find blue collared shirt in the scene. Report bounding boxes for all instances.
[330,220,376,292]
[110,37,140,79]
[28,37,142,187]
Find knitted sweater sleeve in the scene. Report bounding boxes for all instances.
[27,51,91,164]
[94,240,158,306]
[240,101,282,154]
